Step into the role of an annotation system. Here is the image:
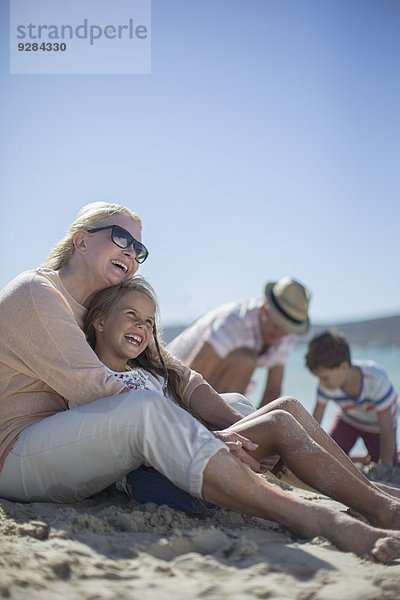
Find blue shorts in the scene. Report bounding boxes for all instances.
[126,466,218,515]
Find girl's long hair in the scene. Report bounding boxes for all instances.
[85,277,200,420]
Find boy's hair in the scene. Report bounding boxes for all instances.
[305,331,351,371]
[85,277,201,421]
[43,201,142,270]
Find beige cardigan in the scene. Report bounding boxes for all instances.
[0,269,206,466]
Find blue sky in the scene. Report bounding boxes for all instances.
[1,0,399,326]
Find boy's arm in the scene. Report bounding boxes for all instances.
[377,409,396,464]
[313,402,326,424]
[259,365,284,407]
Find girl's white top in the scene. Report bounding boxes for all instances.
[107,367,166,395]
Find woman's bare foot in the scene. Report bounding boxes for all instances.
[322,511,400,562]
[371,536,400,563]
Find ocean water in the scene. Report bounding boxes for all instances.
[245,344,400,455]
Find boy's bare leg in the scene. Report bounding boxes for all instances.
[202,450,400,563]
[228,410,400,531]
[237,396,400,499]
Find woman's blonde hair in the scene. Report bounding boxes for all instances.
[43,201,142,270]
[85,277,202,422]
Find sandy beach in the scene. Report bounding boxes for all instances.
[1,465,400,600]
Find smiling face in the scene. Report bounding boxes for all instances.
[78,215,143,300]
[93,291,156,372]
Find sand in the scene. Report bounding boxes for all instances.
[1,467,400,600]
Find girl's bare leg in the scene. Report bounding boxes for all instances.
[376,481,400,499]
[202,449,400,563]
[228,409,400,531]
[237,396,400,499]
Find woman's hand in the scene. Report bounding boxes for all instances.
[213,430,261,472]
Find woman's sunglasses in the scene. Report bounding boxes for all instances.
[86,225,149,264]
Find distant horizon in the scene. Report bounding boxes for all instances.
[164,310,400,329]
[162,312,400,349]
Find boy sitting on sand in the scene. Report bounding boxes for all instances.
[306,331,398,466]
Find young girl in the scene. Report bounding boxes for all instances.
[84,275,240,514]
[85,276,207,422]
[84,277,400,525]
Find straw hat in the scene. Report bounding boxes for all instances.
[264,277,311,334]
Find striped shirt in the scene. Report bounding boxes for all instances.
[316,360,398,433]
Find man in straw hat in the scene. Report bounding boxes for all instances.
[168,277,311,408]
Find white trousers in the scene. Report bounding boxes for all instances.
[0,390,229,503]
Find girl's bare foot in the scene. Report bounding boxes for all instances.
[369,496,400,531]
